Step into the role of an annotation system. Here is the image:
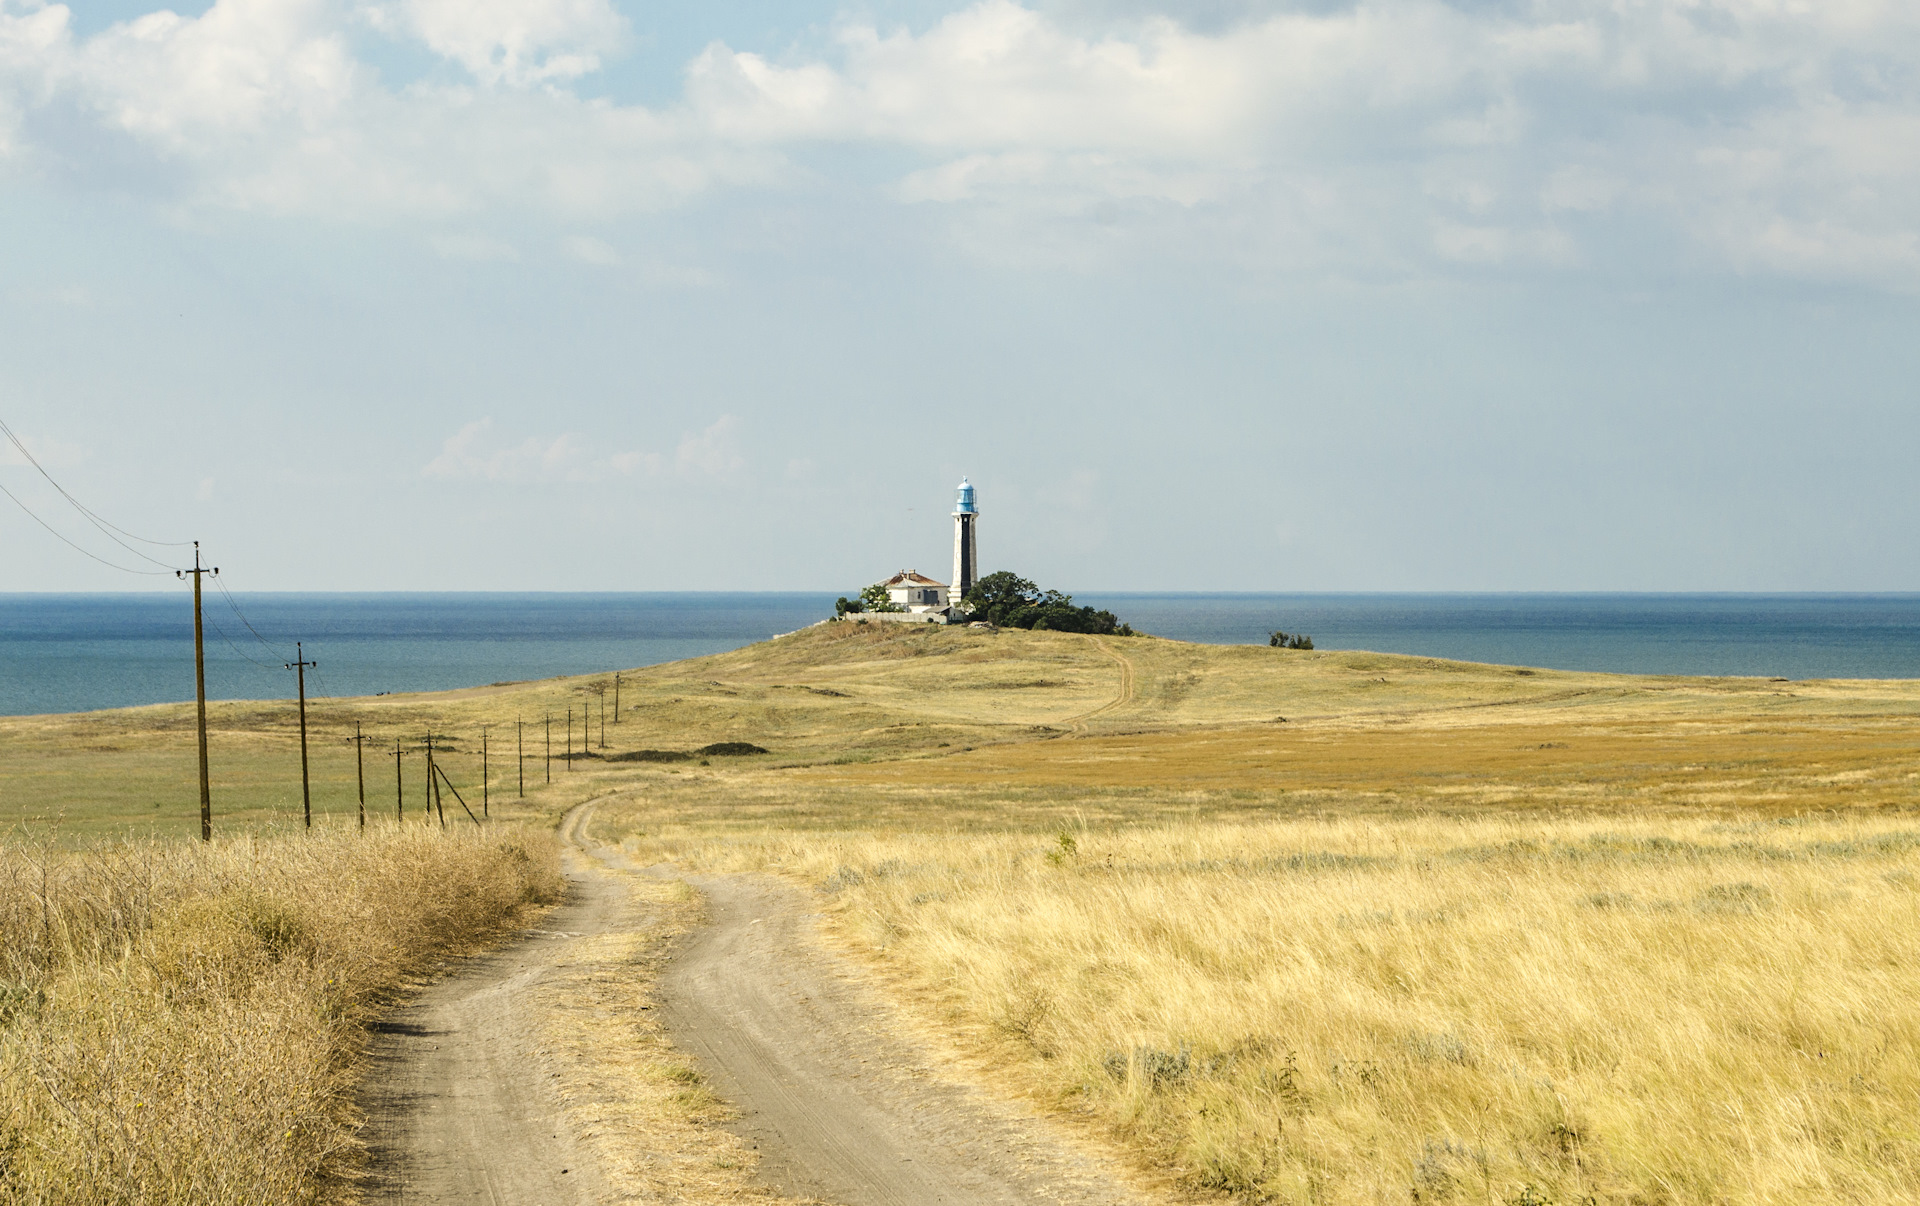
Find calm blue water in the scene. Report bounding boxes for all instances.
[3,592,1919,716]
[1081,594,1920,681]
[0,593,836,716]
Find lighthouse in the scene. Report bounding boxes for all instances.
[948,478,978,610]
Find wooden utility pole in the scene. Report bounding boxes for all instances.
[565,708,572,772]
[394,739,403,819]
[481,726,489,819]
[598,687,607,749]
[544,712,551,783]
[432,761,484,826]
[425,732,444,827]
[613,672,621,724]
[286,641,317,829]
[517,716,524,798]
[354,721,366,832]
[176,542,217,842]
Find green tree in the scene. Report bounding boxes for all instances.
[962,571,1040,625]
[963,571,1130,635]
[859,582,904,613]
[1269,630,1314,650]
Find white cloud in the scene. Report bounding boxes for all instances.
[0,0,765,219]
[368,0,627,87]
[423,417,655,482]
[422,415,745,482]
[54,0,356,150]
[3,0,1920,285]
[674,415,743,477]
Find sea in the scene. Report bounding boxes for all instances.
[3,592,1920,717]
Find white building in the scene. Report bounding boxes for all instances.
[880,569,949,613]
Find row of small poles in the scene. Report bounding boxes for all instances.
[180,532,624,840]
[291,671,624,832]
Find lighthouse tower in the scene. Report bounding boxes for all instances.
[949,478,978,610]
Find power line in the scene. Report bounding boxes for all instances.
[0,476,175,575]
[308,663,340,701]
[211,572,289,658]
[201,610,282,671]
[0,415,190,554]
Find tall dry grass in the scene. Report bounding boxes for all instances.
[0,823,564,1205]
[630,813,1920,1205]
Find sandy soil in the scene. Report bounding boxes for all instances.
[659,867,1152,1206]
[357,802,1155,1205]
[355,808,621,1203]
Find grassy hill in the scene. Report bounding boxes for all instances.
[7,621,1920,839]
[9,623,1920,1203]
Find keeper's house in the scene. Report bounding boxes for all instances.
[878,569,951,621]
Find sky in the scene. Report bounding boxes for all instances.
[1,0,1917,593]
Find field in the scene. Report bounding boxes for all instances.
[6,620,1920,1202]
[9,621,1920,840]
[0,824,563,1203]
[612,813,1920,1203]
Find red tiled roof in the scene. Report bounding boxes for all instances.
[881,570,947,587]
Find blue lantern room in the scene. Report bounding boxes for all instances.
[954,478,977,514]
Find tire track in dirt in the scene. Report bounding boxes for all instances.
[652,865,1153,1206]
[1065,637,1137,734]
[362,802,1157,1206]
[355,802,622,1205]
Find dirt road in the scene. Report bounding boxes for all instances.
[658,867,1150,1206]
[359,803,1153,1205]
[356,805,620,1203]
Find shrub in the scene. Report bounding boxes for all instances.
[603,749,692,762]
[962,571,1129,635]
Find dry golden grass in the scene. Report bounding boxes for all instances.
[606,812,1920,1206]
[16,622,1920,1203]
[14,622,1920,838]
[570,623,1920,1205]
[529,868,821,1204]
[0,824,563,1204]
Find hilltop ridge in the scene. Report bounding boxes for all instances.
[8,622,1920,838]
